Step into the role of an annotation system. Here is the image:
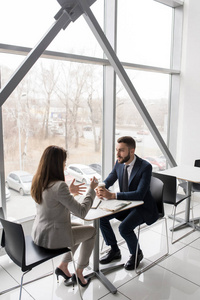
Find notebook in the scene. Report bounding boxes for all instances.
[99,200,131,212]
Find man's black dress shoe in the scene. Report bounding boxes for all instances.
[124,250,143,270]
[99,249,121,264]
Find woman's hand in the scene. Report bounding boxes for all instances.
[69,179,87,196]
[90,177,98,190]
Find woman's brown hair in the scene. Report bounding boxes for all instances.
[31,145,67,204]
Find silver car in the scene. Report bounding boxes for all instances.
[6,171,33,196]
[67,164,101,184]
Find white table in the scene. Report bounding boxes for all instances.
[71,200,143,294]
[158,165,200,231]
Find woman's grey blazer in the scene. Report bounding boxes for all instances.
[31,181,96,249]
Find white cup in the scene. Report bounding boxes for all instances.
[97,182,107,200]
[98,182,106,189]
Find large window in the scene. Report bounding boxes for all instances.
[0,0,182,220]
[116,70,170,171]
[117,0,173,68]
[2,57,103,219]
[0,0,103,57]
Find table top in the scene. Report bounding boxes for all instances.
[159,165,200,183]
[84,200,144,221]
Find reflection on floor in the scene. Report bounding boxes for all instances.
[1,194,200,300]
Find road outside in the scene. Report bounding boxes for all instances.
[5,129,167,221]
[6,189,36,220]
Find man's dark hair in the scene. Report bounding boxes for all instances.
[117,136,136,149]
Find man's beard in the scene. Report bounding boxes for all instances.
[118,152,130,164]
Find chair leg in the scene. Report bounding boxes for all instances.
[134,225,141,273]
[19,270,31,300]
[135,218,169,275]
[171,206,195,244]
[70,252,83,300]
[100,236,105,252]
[171,206,176,244]
[190,193,194,219]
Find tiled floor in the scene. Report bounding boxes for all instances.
[1,194,200,300]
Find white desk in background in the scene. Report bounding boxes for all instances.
[71,200,143,294]
[158,165,200,231]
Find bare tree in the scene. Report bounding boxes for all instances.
[57,62,88,149]
[87,92,102,152]
[40,63,59,139]
[85,65,102,152]
[2,70,35,170]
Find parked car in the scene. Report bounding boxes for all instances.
[6,171,33,196]
[137,130,149,135]
[143,159,160,172]
[133,135,142,142]
[144,156,166,171]
[83,125,92,131]
[64,170,74,185]
[159,155,167,165]
[89,163,102,175]
[67,164,101,184]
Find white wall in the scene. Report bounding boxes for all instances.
[177,0,200,165]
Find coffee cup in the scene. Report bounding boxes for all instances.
[98,182,105,189]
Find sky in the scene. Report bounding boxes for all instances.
[0,0,172,99]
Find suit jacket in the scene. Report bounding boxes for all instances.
[31,181,96,249]
[104,155,158,225]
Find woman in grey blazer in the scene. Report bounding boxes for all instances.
[31,145,98,287]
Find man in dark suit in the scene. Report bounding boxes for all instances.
[97,136,158,270]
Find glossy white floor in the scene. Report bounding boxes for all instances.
[1,194,200,300]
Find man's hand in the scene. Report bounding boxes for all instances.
[69,179,87,196]
[96,187,115,200]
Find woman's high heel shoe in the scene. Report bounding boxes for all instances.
[55,267,71,282]
[72,274,91,287]
[78,277,91,287]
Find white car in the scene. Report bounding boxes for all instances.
[133,135,142,143]
[67,164,101,184]
[6,171,33,196]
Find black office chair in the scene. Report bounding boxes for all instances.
[135,176,169,274]
[0,218,82,300]
[152,172,193,244]
[178,160,200,225]
[0,208,5,253]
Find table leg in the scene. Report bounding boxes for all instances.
[168,181,196,231]
[185,181,192,222]
[93,219,100,272]
[93,218,117,294]
[66,219,118,294]
[185,182,200,230]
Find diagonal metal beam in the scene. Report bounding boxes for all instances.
[78,0,177,167]
[0,0,177,167]
[0,10,71,107]
[0,0,98,107]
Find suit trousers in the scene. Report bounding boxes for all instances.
[62,222,96,269]
[100,207,144,255]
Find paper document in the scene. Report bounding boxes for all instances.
[99,200,131,212]
[91,197,101,209]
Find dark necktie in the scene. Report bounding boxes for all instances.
[122,165,129,192]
